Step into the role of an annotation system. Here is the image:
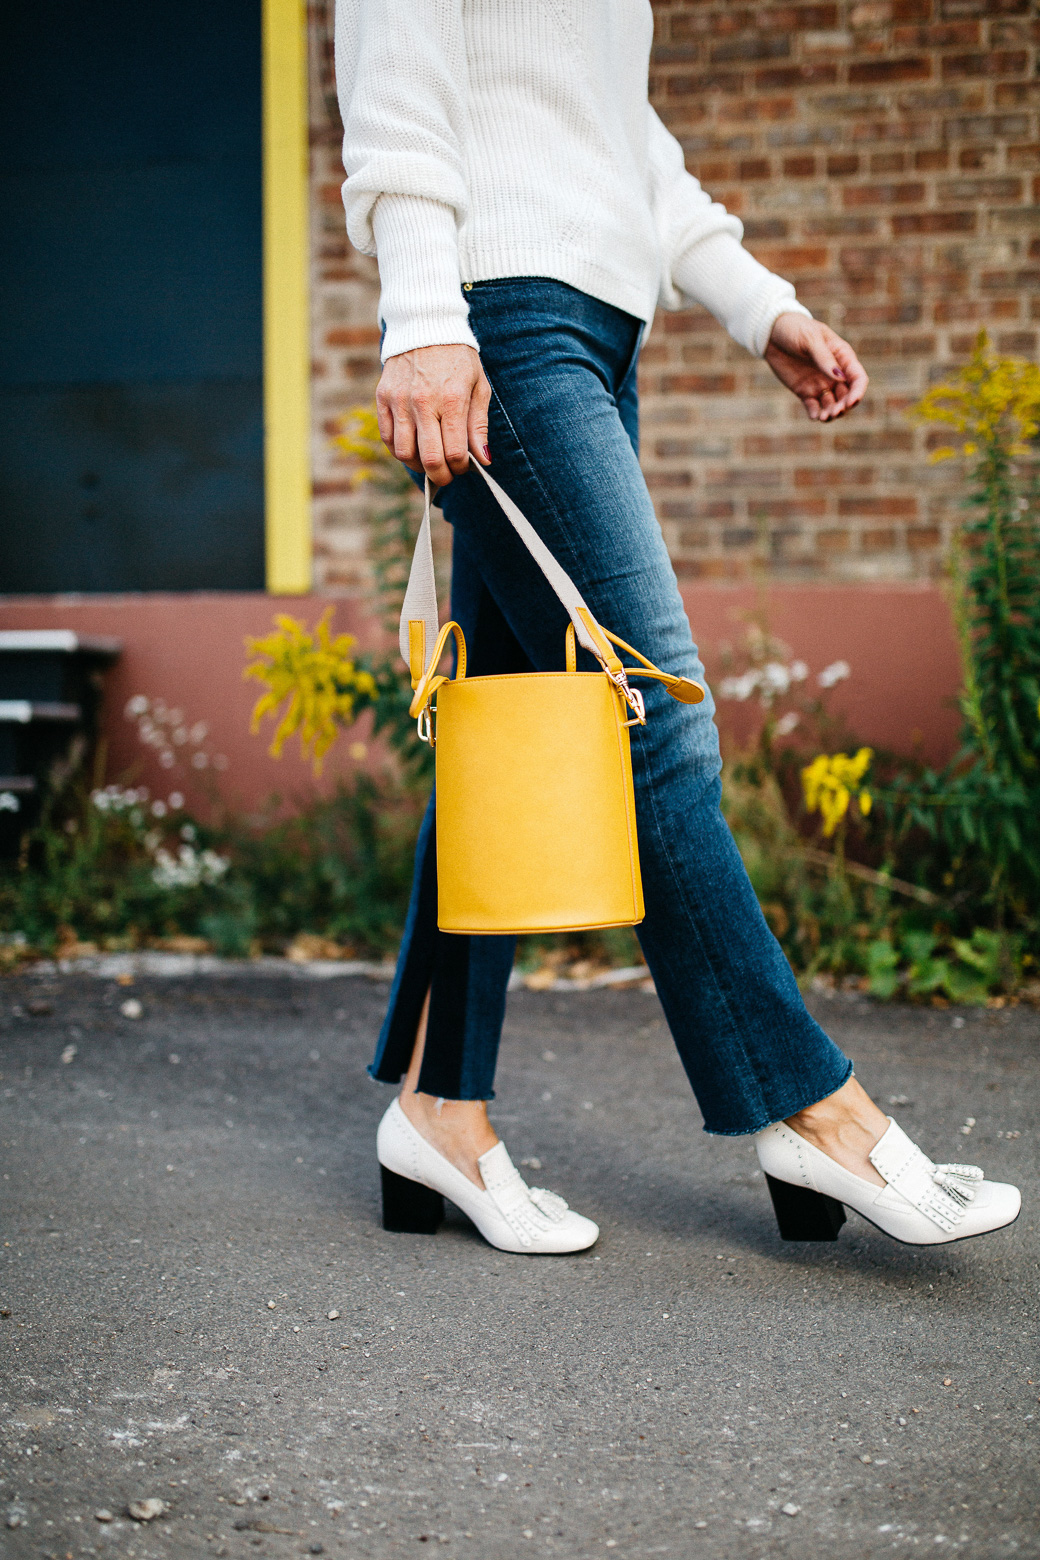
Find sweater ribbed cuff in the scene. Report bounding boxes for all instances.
[672,230,812,356]
[372,194,479,360]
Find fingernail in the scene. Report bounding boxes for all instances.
[483,445,491,463]
[832,367,846,381]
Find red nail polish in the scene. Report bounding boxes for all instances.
[483,445,491,463]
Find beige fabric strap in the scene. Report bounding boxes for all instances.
[399,455,617,679]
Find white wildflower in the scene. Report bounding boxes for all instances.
[818,659,851,689]
[151,800,168,818]
[159,751,176,768]
[760,661,793,697]
[719,670,760,702]
[168,792,185,811]
[125,695,150,718]
[152,845,229,890]
[190,723,208,744]
[191,752,208,769]
[774,711,800,736]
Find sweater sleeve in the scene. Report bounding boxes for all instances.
[647,106,812,357]
[334,0,477,359]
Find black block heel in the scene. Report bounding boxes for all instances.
[380,1165,444,1234]
[765,1174,846,1241]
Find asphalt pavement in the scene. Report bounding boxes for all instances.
[1,968,1038,1560]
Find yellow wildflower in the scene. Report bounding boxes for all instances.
[911,331,1040,463]
[802,748,874,837]
[332,404,391,487]
[244,609,376,772]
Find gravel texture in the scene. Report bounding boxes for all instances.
[0,969,1037,1559]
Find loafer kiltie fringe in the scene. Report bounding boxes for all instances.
[755,1116,1021,1245]
[376,1098,599,1254]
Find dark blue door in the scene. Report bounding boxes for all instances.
[0,1,264,591]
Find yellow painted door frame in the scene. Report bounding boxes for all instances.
[262,0,312,593]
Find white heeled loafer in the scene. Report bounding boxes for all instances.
[755,1116,1021,1246]
[376,1097,599,1254]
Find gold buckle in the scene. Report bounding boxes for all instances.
[607,667,647,727]
[417,703,436,746]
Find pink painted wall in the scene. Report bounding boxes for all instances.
[0,585,961,812]
[683,583,962,762]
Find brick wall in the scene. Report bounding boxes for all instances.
[307,0,1039,594]
[645,0,1039,583]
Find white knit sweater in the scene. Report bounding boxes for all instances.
[334,0,810,362]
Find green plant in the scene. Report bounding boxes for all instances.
[883,335,1040,940]
[865,927,1021,1005]
[0,769,422,960]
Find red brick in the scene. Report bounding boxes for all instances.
[914,148,950,170]
[754,63,839,88]
[892,210,976,233]
[794,465,875,486]
[938,176,1023,200]
[996,331,1038,354]
[838,496,919,517]
[324,327,381,347]
[752,245,831,270]
[844,181,927,205]
[827,154,860,176]
[862,529,899,552]
[742,433,824,455]
[832,431,915,453]
[870,152,907,173]
[782,155,817,176]
[849,56,932,84]
[659,375,738,394]
[752,499,828,519]
[761,4,839,25]
[892,22,981,47]
[934,298,985,323]
[941,51,1029,79]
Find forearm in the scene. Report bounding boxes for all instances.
[672,230,812,357]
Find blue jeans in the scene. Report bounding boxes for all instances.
[371,279,851,1135]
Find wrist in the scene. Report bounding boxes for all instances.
[766,304,814,351]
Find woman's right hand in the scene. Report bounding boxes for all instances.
[376,344,492,487]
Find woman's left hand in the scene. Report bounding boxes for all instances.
[765,314,868,422]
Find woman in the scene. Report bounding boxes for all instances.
[334,0,1020,1255]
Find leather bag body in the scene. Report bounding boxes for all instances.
[402,459,704,936]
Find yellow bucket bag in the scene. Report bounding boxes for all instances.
[402,459,704,935]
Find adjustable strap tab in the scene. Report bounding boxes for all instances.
[408,620,466,723]
[601,629,705,705]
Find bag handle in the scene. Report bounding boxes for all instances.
[401,455,703,718]
[401,456,624,685]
